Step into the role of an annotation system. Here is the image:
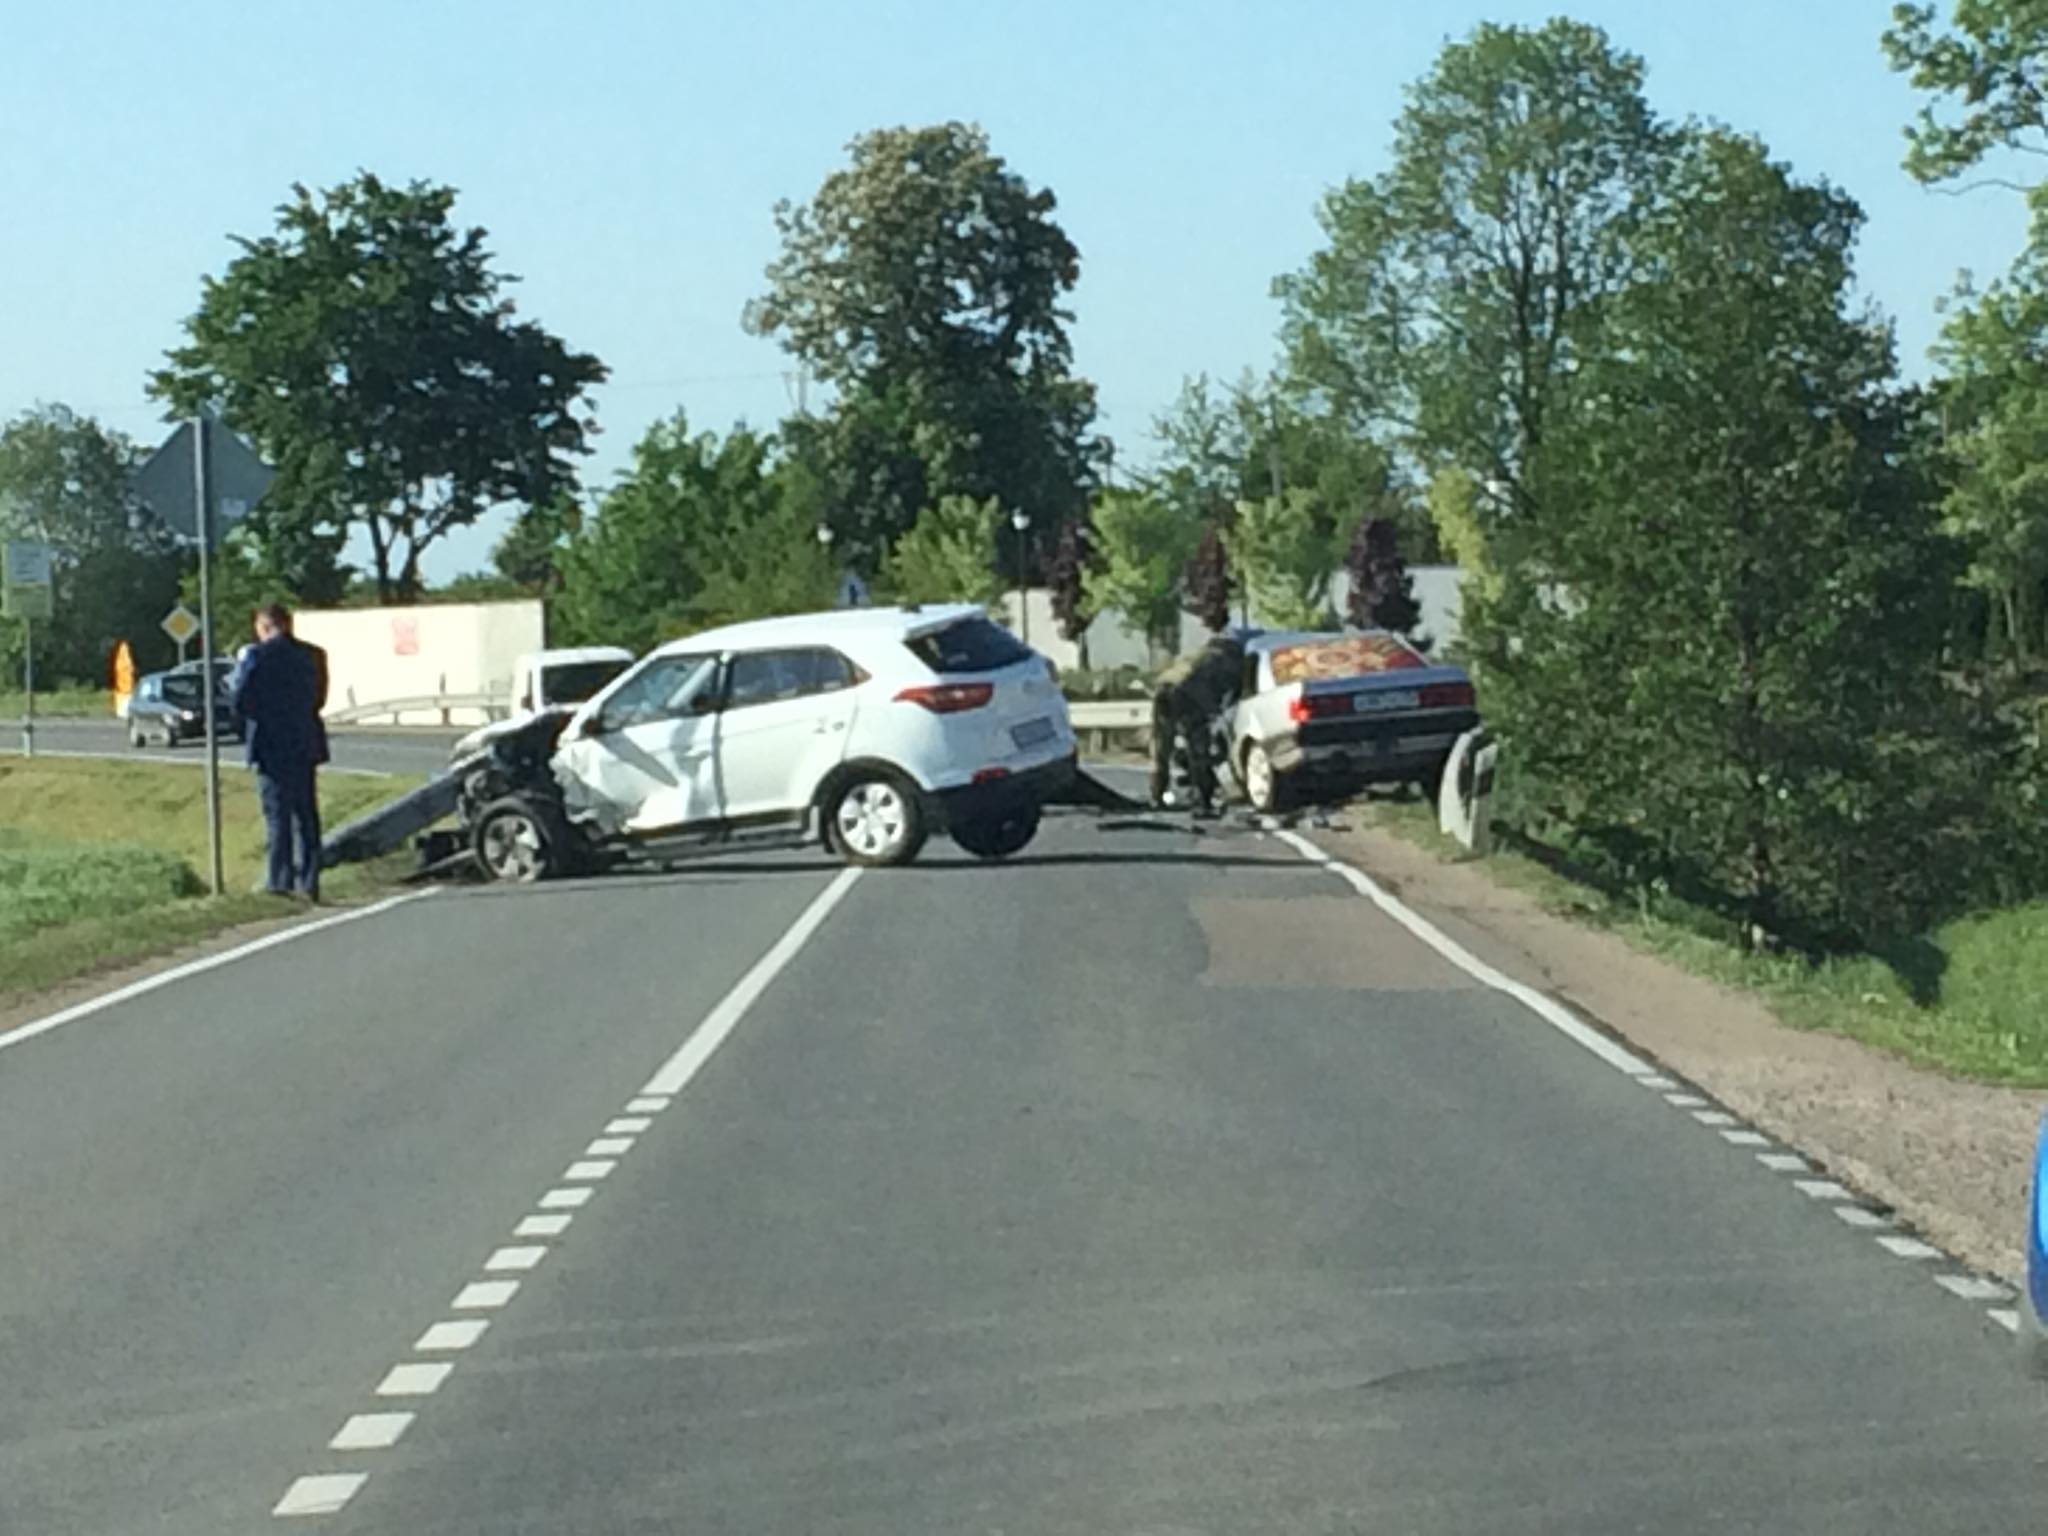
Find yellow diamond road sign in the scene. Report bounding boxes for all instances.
[161,604,200,646]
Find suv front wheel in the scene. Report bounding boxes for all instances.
[827,772,927,867]
[473,796,571,883]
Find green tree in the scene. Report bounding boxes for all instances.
[150,173,607,602]
[0,405,183,686]
[1275,20,1667,523]
[1521,130,1972,944]
[1233,491,1338,630]
[1045,515,1097,651]
[1884,2,2048,187]
[748,122,1099,569]
[1182,521,1233,633]
[493,494,582,594]
[1344,516,1424,639]
[884,495,1002,606]
[687,462,840,628]
[1084,487,1199,659]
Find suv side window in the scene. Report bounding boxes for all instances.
[597,655,718,731]
[724,648,858,710]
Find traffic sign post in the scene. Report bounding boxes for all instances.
[132,418,272,897]
[4,540,55,758]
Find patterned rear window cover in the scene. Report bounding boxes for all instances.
[1268,633,1426,686]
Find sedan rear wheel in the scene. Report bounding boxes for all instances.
[1243,742,1290,815]
[830,774,927,867]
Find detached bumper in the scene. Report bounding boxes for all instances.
[927,752,1077,829]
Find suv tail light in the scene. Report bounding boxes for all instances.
[895,682,995,714]
[1287,692,1351,723]
[1419,681,1475,710]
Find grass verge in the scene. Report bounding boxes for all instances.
[0,757,421,1008]
[0,686,116,719]
[1347,795,2048,1087]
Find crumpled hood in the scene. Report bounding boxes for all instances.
[451,707,574,762]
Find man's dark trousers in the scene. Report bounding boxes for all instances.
[258,761,321,898]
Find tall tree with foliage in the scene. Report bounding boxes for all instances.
[1182,522,1233,633]
[1084,487,1199,659]
[1234,491,1338,630]
[885,495,1002,606]
[748,122,1100,572]
[1045,515,1097,655]
[1884,2,2048,188]
[493,495,582,595]
[150,173,608,602]
[1344,516,1423,638]
[0,405,183,685]
[1275,19,1667,528]
[1520,130,1974,945]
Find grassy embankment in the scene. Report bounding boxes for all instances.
[0,686,115,719]
[0,757,418,1007]
[1354,796,2048,1087]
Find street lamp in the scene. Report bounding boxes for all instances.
[815,522,834,547]
[1009,509,1032,643]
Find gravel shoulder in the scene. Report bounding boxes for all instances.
[1308,816,2048,1284]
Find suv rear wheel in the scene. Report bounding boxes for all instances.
[951,806,1040,861]
[828,772,926,867]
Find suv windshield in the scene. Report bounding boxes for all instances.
[542,659,631,705]
[907,618,1032,675]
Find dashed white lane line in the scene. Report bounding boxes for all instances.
[377,1362,454,1397]
[605,1117,652,1134]
[1795,1179,1853,1201]
[1759,1152,1811,1174]
[1638,1075,1679,1090]
[1936,1274,2014,1303]
[274,1474,368,1517]
[563,1158,617,1181]
[516,1213,573,1238]
[0,890,434,1059]
[586,1136,636,1156]
[1990,1309,2021,1333]
[1664,1093,1709,1108]
[415,1319,490,1351]
[1833,1206,1890,1230]
[1692,1109,1738,1127]
[1721,1130,1772,1147]
[452,1280,519,1310]
[1878,1235,1946,1260]
[330,1413,414,1451]
[624,1097,671,1114]
[539,1187,593,1210]
[483,1245,547,1273]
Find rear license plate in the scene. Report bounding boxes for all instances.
[1354,689,1418,714]
[1010,717,1056,749]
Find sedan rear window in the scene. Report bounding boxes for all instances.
[907,618,1032,675]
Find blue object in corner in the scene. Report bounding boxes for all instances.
[2031,1112,2048,1326]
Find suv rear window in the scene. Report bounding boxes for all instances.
[907,618,1032,675]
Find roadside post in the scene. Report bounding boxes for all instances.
[133,417,273,897]
[1436,726,1499,857]
[3,539,55,758]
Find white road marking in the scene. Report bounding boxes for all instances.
[1720,1130,1771,1147]
[1935,1274,2013,1302]
[0,890,434,1058]
[452,1280,519,1310]
[642,867,866,1096]
[1692,1110,1738,1127]
[516,1213,573,1237]
[1877,1235,1945,1260]
[563,1159,617,1181]
[1990,1308,2020,1333]
[273,1473,368,1517]
[539,1187,593,1210]
[1268,830,1653,1076]
[625,1097,671,1114]
[484,1245,547,1272]
[329,1412,414,1450]
[1833,1206,1889,1230]
[1795,1179,1852,1201]
[377,1362,454,1397]
[1758,1152,1810,1173]
[415,1319,490,1351]
[1638,1075,1679,1090]
[1664,1093,1709,1108]
[605,1117,652,1134]
[585,1136,635,1156]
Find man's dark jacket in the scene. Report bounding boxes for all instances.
[230,636,330,773]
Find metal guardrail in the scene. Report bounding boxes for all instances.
[325,693,503,727]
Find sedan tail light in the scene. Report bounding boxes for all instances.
[1287,692,1351,723]
[1419,681,1476,710]
[894,682,995,714]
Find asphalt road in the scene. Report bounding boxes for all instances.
[3,808,2045,1533]
[6,717,462,776]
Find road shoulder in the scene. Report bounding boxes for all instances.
[1303,814,2047,1284]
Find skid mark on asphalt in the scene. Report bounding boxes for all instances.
[268,867,862,1520]
[1268,827,2027,1354]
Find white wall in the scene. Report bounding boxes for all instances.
[294,600,545,725]
[996,565,1468,672]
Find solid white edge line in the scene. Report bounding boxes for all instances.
[0,889,436,1057]
[273,1472,369,1516]
[1266,828,1653,1077]
[641,866,864,1096]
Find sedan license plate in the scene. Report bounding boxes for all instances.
[1353,689,1419,714]
[1010,716,1056,749]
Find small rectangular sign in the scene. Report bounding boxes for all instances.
[2,540,54,619]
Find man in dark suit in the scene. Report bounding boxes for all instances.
[229,603,330,899]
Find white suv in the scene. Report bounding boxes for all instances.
[456,605,1076,879]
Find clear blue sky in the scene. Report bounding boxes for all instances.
[0,0,2026,581]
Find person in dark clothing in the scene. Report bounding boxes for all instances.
[229,603,330,898]
[1148,633,1247,815]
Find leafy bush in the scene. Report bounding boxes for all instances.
[0,837,199,944]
